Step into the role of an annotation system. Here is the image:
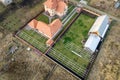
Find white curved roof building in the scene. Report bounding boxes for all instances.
[85,15,110,53]
[88,15,109,38]
[84,34,101,54]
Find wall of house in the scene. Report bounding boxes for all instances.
[44,5,56,16]
[44,4,68,17]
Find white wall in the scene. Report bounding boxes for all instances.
[44,5,68,17]
[44,5,56,16]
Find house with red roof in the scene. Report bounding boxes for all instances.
[44,0,68,17]
[28,19,62,46]
[28,19,62,39]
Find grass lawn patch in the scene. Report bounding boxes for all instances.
[48,13,96,77]
[18,28,48,53]
[36,14,49,24]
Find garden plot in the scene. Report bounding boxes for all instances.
[49,48,87,76]
[47,13,96,77]
[18,28,48,53]
[65,42,91,60]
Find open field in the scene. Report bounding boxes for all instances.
[0,33,14,70]
[0,33,78,80]
[0,0,45,32]
[48,13,96,77]
[87,21,120,80]
[0,43,55,80]
[49,66,79,80]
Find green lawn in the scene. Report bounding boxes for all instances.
[18,28,48,53]
[48,13,96,77]
[36,14,49,24]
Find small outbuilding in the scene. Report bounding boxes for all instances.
[85,15,110,53]
[84,34,101,54]
[88,15,109,38]
[76,7,82,13]
[44,0,68,17]
[0,0,12,6]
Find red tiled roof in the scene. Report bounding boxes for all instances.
[44,0,57,9]
[56,1,67,13]
[44,0,67,13]
[36,21,51,38]
[49,19,62,38]
[28,19,62,39]
[28,19,38,28]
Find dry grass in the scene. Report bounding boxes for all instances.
[89,0,120,18]
[0,1,44,32]
[0,49,55,80]
[49,66,79,80]
[0,37,78,80]
[88,21,120,80]
[0,33,78,80]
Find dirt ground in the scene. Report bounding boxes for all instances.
[0,33,78,80]
[88,21,120,80]
[89,0,120,18]
[49,65,79,80]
